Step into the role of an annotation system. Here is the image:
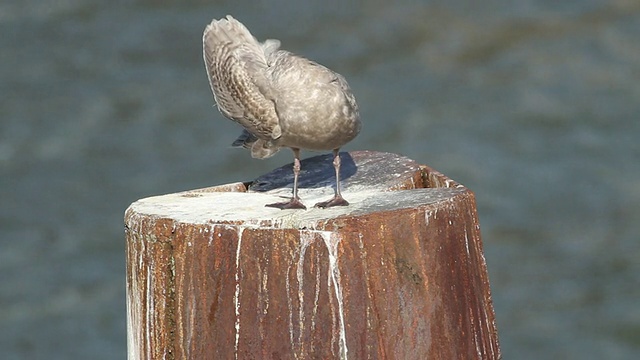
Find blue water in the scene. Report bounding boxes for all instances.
[1,1,639,359]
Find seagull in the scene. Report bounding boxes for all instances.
[203,15,361,210]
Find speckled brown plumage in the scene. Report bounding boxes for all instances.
[203,15,361,209]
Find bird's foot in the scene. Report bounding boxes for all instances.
[266,197,307,210]
[314,195,349,209]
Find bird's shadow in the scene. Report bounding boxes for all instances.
[248,152,357,192]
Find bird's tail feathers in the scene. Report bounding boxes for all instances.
[231,129,257,149]
[231,129,280,159]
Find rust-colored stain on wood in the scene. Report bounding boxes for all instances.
[125,151,500,359]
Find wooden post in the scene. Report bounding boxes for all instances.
[125,151,500,359]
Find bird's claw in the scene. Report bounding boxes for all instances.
[266,197,307,210]
[314,195,349,209]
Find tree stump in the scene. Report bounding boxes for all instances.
[124,151,500,359]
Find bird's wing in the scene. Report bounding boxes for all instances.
[203,16,282,141]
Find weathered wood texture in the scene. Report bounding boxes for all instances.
[125,151,500,359]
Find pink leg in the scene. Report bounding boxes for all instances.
[266,148,307,210]
[315,149,349,208]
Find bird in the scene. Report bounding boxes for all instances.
[202,15,361,210]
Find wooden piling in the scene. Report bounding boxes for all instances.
[125,151,500,359]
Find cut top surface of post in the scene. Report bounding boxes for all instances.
[125,151,467,229]
[127,187,466,228]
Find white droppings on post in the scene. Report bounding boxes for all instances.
[311,253,321,344]
[184,234,197,355]
[233,227,245,360]
[124,211,157,360]
[472,316,482,357]
[260,262,269,315]
[145,256,153,359]
[125,211,145,236]
[320,231,348,360]
[464,229,470,258]
[297,231,315,349]
[357,233,373,331]
[126,235,143,360]
[286,261,294,354]
[207,226,215,246]
[125,276,139,360]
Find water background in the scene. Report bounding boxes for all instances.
[1,0,639,358]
